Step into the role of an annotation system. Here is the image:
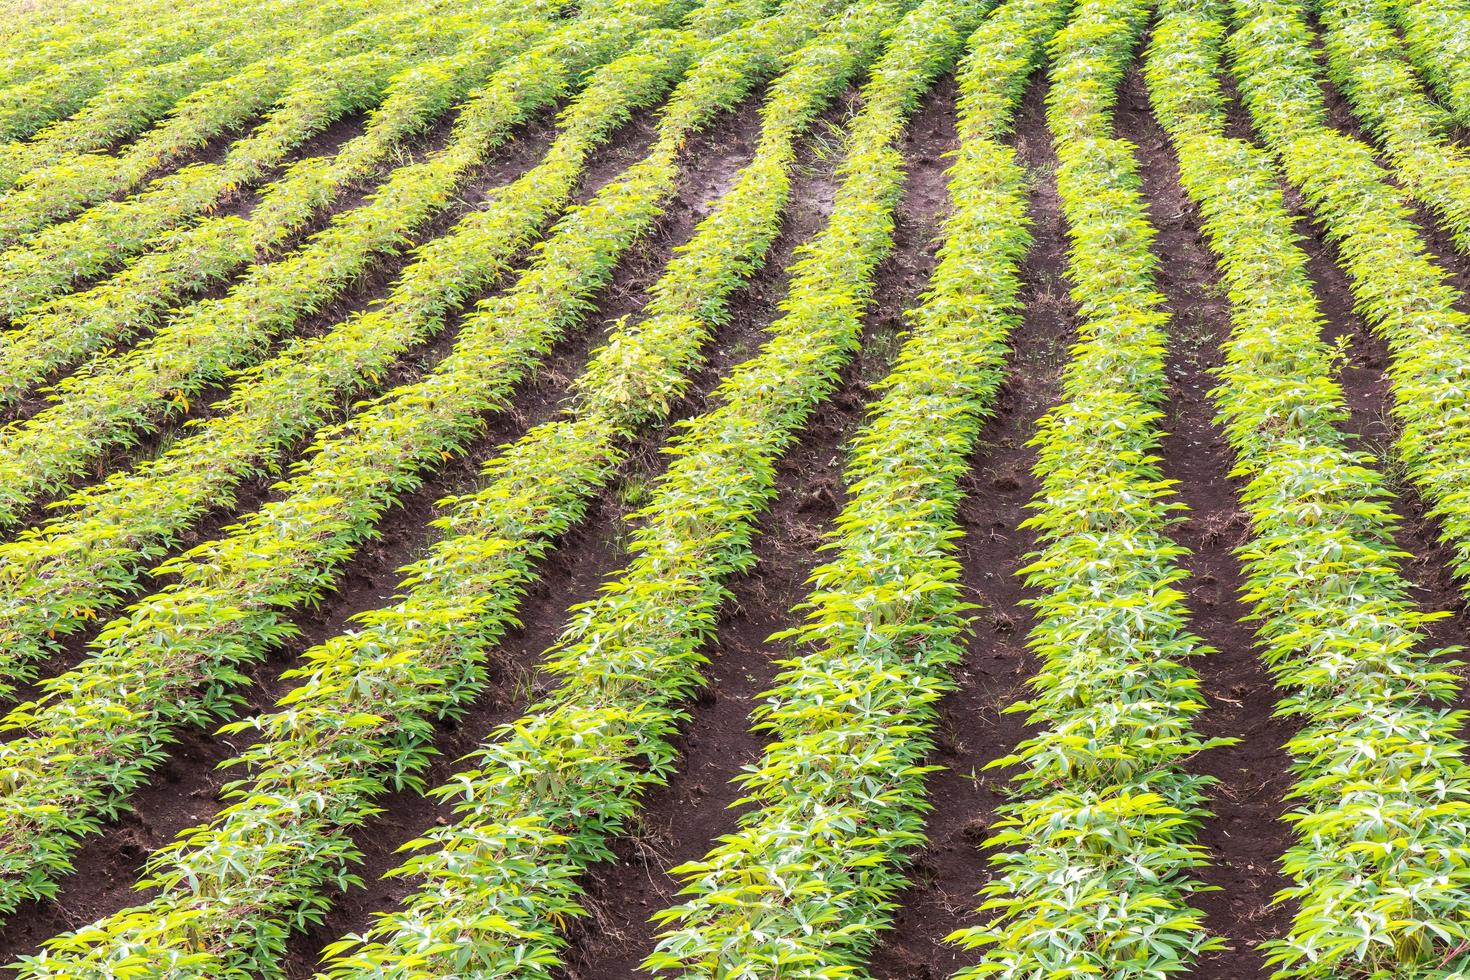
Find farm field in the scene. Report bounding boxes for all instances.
[0,0,1467,977]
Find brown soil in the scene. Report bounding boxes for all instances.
[1116,64,1295,979]
[559,76,957,979]
[0,96,678,963]
[7,14,1470,980]
[865,73,1072,979]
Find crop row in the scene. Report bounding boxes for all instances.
[0,0,292,143]
[948,0,1231,975]
[1388,0,1470,127]
[1225,0,1470,610]
[0,2,657,531]
[641,0,1057,975]
[1227,0,1470,682]
[0,0,480,254]
[0,0,193,89]
[0,4,693,719]
[0,0,754,721]
[1142,0,1470,974]
[0,0,429,240]
[299,0,981,969]
[0,12,556,405]
[9,4,881,972]
[1315,0,1470,254]
[0,0,838,928]
[0,0,376,190]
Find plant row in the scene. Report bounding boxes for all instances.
[0,0,284,143]
[0,3,146,86]
[1387,0,1470,127]
[0,4,657,531]
[0,0,723,711]
[300,0,985,972]
[0,0,417,238]
[0,0,523,320]
[1225,3,1470,605]
[1315,0,1470,255]
[640,0,1055,974]
[1226,2,1470,662]
[1148,0,1470,974]
[8,5,881,971]
[0,0,840,925]
[0,0,191,90]
[0,13,556,406]
[0,0,376,192]
[948,0,1231,975]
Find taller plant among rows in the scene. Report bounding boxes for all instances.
[947,0,1227,975]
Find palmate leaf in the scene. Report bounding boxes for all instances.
[642,5,1056,973]
[942,2,1231,979]
[0,0,715,946]
[1147,0,1470,975]
[4,0,891,975]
